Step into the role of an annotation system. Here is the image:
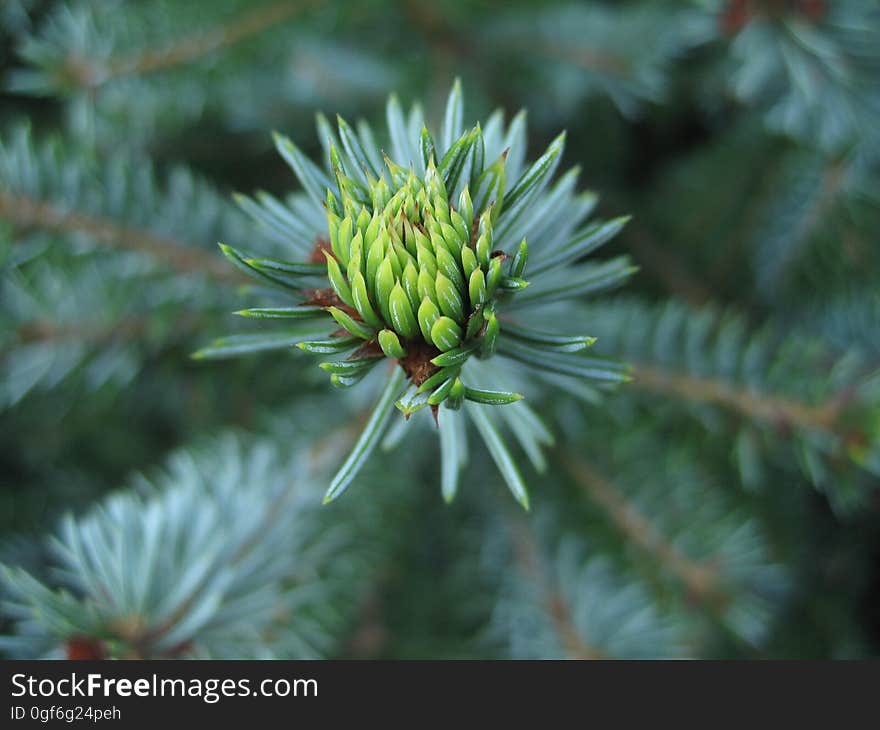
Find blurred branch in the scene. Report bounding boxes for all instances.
[63,0,313,89]
[506,513,606,659]
[129,473,300,658]
[707,149,789,284]
[14,317,149,345]
[713,159,846,288]
[563,455,726,609]
[632,364,849,433]
[0,190,240,281]
[341,587,388,658]
[789,160,846,252]
[115,414,363,658]
[5,314,206,361]
[529,43,628,78]
[401,0,468,106]
[401,0,460,52]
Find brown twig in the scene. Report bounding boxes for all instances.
[631,364,847,433]
[791,160,846,252]
[505,514,606,659]
[563,455,726,609]
[0,191,241,282]
[63,0,312,89]
[13,317,150,346]
[529,43,629,78]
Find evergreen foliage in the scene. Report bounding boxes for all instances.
[1,0,877,659]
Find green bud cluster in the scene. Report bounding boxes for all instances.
[320,144,528,398]
[206,83,628,505]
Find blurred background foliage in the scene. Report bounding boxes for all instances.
[0,0,878,658]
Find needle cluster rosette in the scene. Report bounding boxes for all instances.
[197,81,633,507]
[319,140,524,405]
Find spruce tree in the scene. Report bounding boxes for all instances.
[1,0,878,659]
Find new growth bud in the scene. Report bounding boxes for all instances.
[316,135,531,407]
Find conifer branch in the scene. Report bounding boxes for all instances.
[63,0,313,89]
[12,317,148,346]
[8,314,207,352]
[562,455,726,609]
[143,418,373,658]
[209,88,623,502]
[3,0,877,662]
[791,161,846,255]
[128,472,302,658]
[632,365,848,433]
[0,191,241,281]
[708,149,789,285]
[506,516,606,660]
[531,43,628,78]
[342,588,388,658]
